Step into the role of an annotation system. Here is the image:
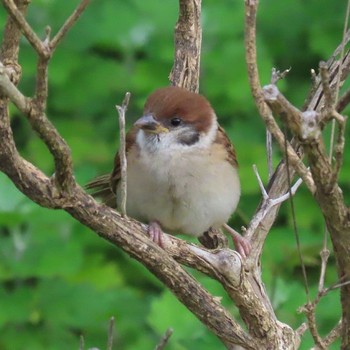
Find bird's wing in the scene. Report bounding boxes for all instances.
[85,173,117,208]
[215,125,238,168]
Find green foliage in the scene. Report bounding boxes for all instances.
[0,0,348,349]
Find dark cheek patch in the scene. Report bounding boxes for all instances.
[177,131,200,146]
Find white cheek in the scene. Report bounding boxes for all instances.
[136,112,218,153]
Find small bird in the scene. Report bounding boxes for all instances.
[87,86,250,257]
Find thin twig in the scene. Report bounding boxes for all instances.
[0,61,75,192]
[266,130,273,180]
[319,60,337,175]
[320,0,349,181]
[319,320,342,349]
[336,88,350,112]
[335,0,350,105]
[244,1,316,195]
[43,26,51,46]
[319,61,334,114]
[301,275,348,349]
[34,56,49,112]
[1,0,48,57]
[252,164,268,200]
[271,177,303,205]
[311,68,318,86]
[34,26,51,112]
[270,67,291,84]
[246,165,303,240]
[79,334,85,350]
[115,92,130,217]
[318,230,330,293]
[262,85,316,192]
[330,111,347,187]
[327,278,350,292]
[305,302,326,350]
[296,322,308,337]
[304,30,350,112]
[107,316,115,350]
[284,127,310,301]
[50,0,90,51]
[154,328,173,350]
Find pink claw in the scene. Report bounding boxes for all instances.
[148,221,164,248]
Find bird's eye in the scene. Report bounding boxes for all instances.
[170,117,182,127]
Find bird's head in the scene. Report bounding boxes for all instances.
[134,86,218,152]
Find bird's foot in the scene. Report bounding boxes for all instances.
[148,221,164,248]
[224,224,251,259]
[232,233,251,259]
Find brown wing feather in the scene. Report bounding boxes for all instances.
[86,127,138,209]
[215,125,238,168]
[85,174,117,208]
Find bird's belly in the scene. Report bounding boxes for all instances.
[121,153,240,236]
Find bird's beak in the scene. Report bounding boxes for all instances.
[134,114,169,134]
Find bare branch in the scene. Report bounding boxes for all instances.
[318,243,330,293]
[306,44,350,113]
[50,0,90,51]
[68,202,259,349]
[245,1,316,195]
[301,277,344,350]
[266,130,273,180]
[334,0,350,105]
[336,88,350,112]
[327,278,350,293]
[304,302,327,350]
[115,92,130,217]
[296,322,308,337]
[34,56,49,112]
[2,0,349,348]
[169,0,202,91]
[270,66,291,84]
[79,334,85,350]
[107,316,115,350]
[329,114,346,188]
[252,164,268,200]
[2,0,90,58]
[319,61,334,113]
[246,163,303,271]
[154,328,173,350]
[262,68,350,345]
[246,167,303,245]
[319,320,342,349]
[1,0,49,57]
[0,60,74,192]
[0,62,30,111]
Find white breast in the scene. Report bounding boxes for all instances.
[117,129,240,237]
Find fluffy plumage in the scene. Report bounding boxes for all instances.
[87,86,248,255]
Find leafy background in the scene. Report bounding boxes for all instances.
[0,0,348,349]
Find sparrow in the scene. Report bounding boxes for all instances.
[87,86,250,257]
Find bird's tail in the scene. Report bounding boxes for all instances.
[85,174,117,209]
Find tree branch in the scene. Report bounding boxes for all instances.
[244,0,315,195]
[115,92,130,217]
[263,79,350,347]
[1,0,49,58]
[154,328,173,350]
[2,0,349,348]
[169,0,202,92]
